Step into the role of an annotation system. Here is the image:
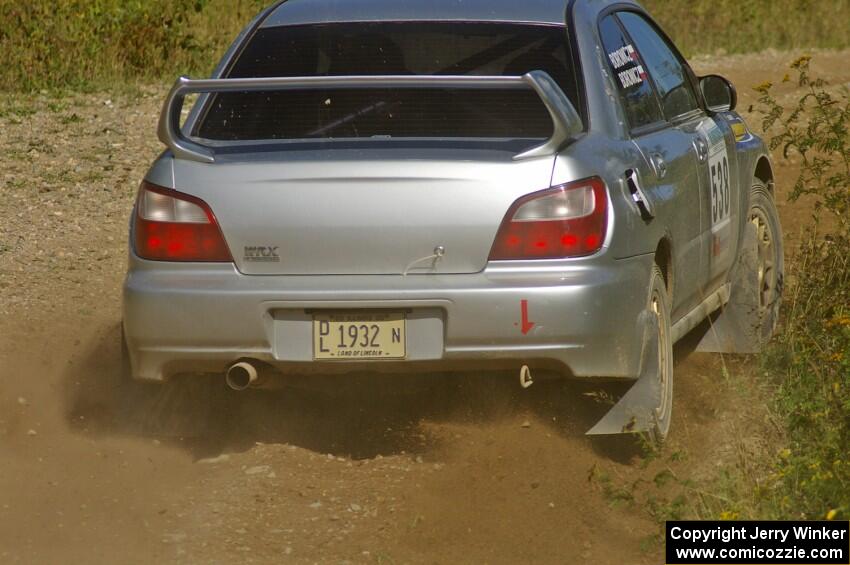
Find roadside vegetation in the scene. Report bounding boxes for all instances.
[739,58,849,521]
[3,0,850,92]
[0,0,266,92]
[685,58,850,523]
[644,0,850,57]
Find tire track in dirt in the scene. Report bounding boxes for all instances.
[2,50,848,564]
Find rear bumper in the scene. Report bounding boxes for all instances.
[123,254,654,382]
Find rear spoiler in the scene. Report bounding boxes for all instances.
[157,70,583,164]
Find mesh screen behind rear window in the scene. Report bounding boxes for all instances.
[195,22,575,141]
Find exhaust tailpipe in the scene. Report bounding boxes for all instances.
[225,361,259,391]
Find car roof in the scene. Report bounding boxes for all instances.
[261,0,573,28]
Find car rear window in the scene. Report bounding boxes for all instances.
[195,22,576,141]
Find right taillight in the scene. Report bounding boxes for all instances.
[489,177,608,260]
[133,181,233,262]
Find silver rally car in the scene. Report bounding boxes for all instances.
[124,0,783,441]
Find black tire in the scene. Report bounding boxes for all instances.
[648,264,674,445]
[748,181,784,343]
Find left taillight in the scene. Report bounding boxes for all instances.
[489,177,608,261]
[133,181,233,262]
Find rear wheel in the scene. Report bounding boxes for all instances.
[648,264,674,444]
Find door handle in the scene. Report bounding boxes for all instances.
[626,169,655,220]
[650,153,667,179]
[694,137,709,162]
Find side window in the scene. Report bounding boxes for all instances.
[617,12,699,121]
[598,15,662,131]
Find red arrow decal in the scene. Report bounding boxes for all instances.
[521,300,535,335]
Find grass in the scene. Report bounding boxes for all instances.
[745,58,850,520]
[2,0,850,92]
[644,0,850,57]
[0,0,267,92]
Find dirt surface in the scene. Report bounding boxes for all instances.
[1,50,848,564]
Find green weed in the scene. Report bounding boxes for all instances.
[754,57,850,521]
[685,58,850,523]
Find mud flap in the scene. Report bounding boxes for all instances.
[695,223,763,354]
[586,311,660,436]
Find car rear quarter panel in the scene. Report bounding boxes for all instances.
[553,133,660,261]
[560,0,670,261]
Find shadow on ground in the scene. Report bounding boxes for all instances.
[63,323,670,463]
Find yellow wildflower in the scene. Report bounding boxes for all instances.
[826,509,838,520]
[754,81,773,94]
[791,55,812,69]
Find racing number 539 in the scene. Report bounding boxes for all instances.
[710,154,730,225]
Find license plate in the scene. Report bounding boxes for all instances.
[313,312,406,360]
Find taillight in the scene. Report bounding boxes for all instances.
[489,177,608,260]
[133,181,233,262]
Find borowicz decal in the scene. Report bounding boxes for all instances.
[607,44,648,89]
